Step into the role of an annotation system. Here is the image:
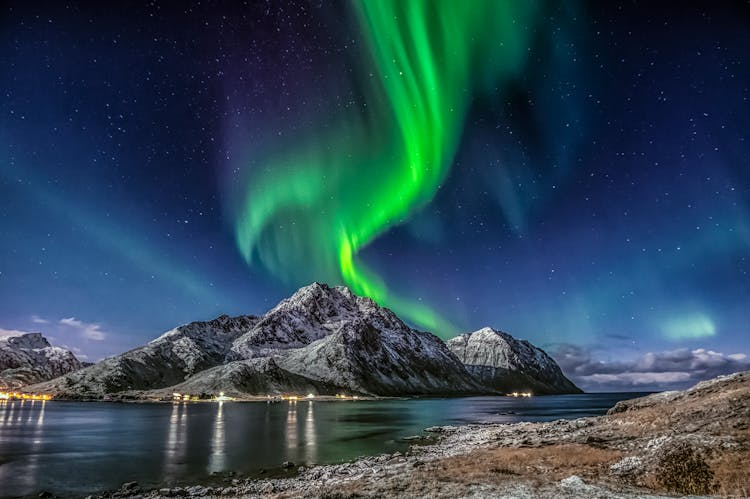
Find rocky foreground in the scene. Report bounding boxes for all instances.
[102,370,750,499]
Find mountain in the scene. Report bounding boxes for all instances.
[446,327,581,394]
[228,283,400,359]
[276,313,482,396]
[25,284,579,398]
[152,357,343,398]
[29,314,258,398]
[0,333,83,389]
[175,283,480,396]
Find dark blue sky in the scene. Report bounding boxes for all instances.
[1,1,748,391]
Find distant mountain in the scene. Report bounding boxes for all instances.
[0,333,83,389]
[30,314,258,398]
[446,327,581,394]
[26,284,580,398]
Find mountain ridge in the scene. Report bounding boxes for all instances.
[25,283,580,398]
[0,332,83,389]
[446,327,581,394]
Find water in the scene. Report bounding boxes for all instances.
[0,393,647,498]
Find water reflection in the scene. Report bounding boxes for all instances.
[164,402,188,479]
[0,399,47,493]
[285,401,297,454]
[0,399,7,426]
[27,400,36,423]
[7,398,16,425]
[36,400,46,426]
[304,402,317,463]
[282,401,318,464]
[25,401,45,487]
[208,401,225,473]
[0,393,642,498]
[17,400,26,424]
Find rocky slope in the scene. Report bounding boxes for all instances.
[153,357,343,398]
[146,284,481,397]
[102,370,750,498]
[276,317,481,396]
[0,332,83,389]
[228,283,393,359]
[25,283,578,398]
[29,314,258,398]
[447,327,581,394]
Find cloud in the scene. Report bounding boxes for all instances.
[552,344,750,392]
[59,317,107,341]
[0,328,35,338]
[31,315,50,324]
[581,372,692,386]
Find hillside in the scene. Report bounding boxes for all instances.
[25,283,579,398]
[0,333,82,389]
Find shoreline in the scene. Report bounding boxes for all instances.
[13,390,590,404]
[98,372,749,498]
[98,418,669,499]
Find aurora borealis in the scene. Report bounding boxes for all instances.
[232,1,539,332]
[1,1,749,390]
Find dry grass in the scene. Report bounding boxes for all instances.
[272,374,750,498]
[645,444,715,495]
[608,380,750,439]
[418,444,623,484]
[638,448,750,497]
[709,451,750,498]
[285,445,623,498]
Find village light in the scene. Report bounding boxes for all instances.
[0,392,51,401]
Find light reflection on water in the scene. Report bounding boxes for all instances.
[164,402,188,479]
[305,402,317,463]
[208,401,225,473]
[285,400,297,453]
[0,393,646,498]
[0,399,46,493]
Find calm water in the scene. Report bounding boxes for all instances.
[0,393,646,498]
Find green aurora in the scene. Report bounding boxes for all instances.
[234,1,540,336]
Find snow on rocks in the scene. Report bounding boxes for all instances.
[0,333,83,389]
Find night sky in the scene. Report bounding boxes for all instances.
[1,1,748,391]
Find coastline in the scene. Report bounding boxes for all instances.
[98,371,750,498]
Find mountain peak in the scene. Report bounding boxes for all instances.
[472,327,512,340]
[1,332,51,350]
[229,282,396,359]
[1,332,82,390]
[275,282,362,310]
[447,327,581,394]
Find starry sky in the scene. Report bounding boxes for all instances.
[1,1,748,391]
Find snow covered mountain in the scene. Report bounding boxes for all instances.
[30,314,258,398]
[0,333,83,389]
[153,357,343,398]
[26,284,580,398]
[276,314,481,396]
[446,327,581,394]
[228,283,400,359]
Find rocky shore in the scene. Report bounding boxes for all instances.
[100,371,749,498]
